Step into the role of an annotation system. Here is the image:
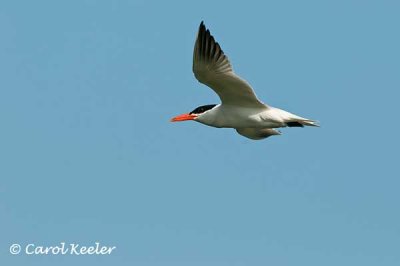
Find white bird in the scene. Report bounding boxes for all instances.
[171,21,318,140]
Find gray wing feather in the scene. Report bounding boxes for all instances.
[193,22,267,108]
[236,128,281,140]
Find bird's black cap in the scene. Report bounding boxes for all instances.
[189,104,217,114]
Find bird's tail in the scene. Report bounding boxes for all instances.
[274,108,319,128]
[299,119,320,127]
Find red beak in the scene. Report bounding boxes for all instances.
[170,113,197,122]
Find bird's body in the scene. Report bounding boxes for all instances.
[196,104,311,129]
[171,21,318,140]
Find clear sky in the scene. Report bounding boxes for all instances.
[1,1,399,265]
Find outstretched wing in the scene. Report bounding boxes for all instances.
[193,22,267,108]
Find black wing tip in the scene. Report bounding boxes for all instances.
[286,122,305,127]
[199,21,206,32]
[195,21,227,66]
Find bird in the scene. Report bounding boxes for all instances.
[171,21,318,140]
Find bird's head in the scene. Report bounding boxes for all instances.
[170,104,217,122]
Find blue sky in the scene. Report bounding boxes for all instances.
[1,0,399,265]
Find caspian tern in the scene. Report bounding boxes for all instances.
[171,21,318,140]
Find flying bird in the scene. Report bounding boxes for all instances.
[171,21,318,140]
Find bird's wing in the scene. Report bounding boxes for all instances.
[193,22,267,108]
[236,128,281,140]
